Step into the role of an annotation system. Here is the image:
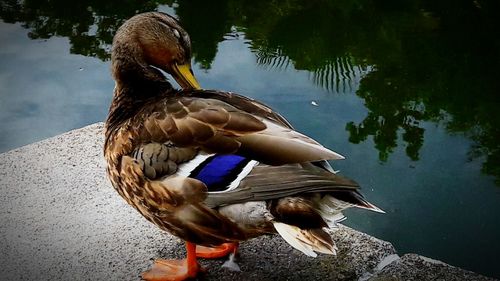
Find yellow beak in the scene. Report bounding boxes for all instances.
[171,63,201,90]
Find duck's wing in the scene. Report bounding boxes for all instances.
[136,90,344,166]
[204,163,361,208]
[181,90,337,173]
[182,90,294,128]
[122,89,349,209]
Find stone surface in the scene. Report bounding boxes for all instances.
[0,123,495,280]
[366,254,496,281]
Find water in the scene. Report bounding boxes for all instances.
[1,0,499,278]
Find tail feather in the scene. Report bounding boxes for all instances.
[346,191,385,213]
[327,191,385,213]
[316,195,349,228]
[273,222,336,257]
[316,193,385,228]
[304,228,338,255]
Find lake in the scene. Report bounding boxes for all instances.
[1,0,499,279]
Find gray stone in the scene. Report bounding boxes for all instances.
[367,254,496,281]
[0,123,494,281]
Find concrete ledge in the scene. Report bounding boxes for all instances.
[367,254,494,281]
[0,123,495,280]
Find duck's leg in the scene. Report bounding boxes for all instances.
[195,242,239,259]
[142,242,205,281]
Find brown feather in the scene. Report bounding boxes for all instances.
[199,135,241,154]
[113,91,340,166]
[270,197,328,229]
[205,163,359,208]
[188,106,230,125]
[171,204,247,245]
[299,228,336,254]
[109,153,247,245]
[180,90,293,128]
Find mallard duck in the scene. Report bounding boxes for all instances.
[104,12,383,281]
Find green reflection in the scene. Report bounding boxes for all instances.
[0,0,175,60]
[175,0,231,69]
[1,0,498,183]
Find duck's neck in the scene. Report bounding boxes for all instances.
[106,43,175,134]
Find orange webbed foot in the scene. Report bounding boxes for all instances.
[196,242,238,259]
[141,259,205,281]
[142,242,205,281]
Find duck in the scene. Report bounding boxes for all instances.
[104,12,383,281]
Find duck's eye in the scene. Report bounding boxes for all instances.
[157,20,181,40]
[172,28,181,39]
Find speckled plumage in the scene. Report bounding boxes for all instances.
[104,12,382,280]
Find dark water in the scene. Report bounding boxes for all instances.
[1,0,499,278]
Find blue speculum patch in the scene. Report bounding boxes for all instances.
[189,154,250,192]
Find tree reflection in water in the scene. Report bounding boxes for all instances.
[1,0,498,183]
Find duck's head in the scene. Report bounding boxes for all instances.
[112,12,200,89]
